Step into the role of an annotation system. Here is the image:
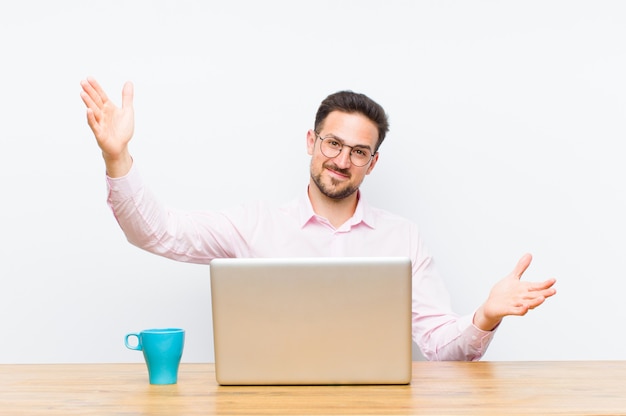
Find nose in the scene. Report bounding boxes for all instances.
[333,146,352,168]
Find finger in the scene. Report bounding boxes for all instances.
[538,287,557,299]
[80,78,105,109]
[529,278,557,292]
[86,76,109,107]
[509,304,531,316]
[522,286,556,307]
[85,108,100,135]
[80,91,103,124]
[121,81,134,110]
[526,294,549,310]
[79,90,94,110]
[511,253,532,280]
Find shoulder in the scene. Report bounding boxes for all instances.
[360,198,418,230]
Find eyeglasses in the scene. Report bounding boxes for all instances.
[315,132,375,167]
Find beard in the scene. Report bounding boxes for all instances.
[310,161,361,200]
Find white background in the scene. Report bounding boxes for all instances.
[1,0,625,363]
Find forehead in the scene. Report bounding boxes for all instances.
[318,111,379,148]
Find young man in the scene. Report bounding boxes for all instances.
[80,77,556,361]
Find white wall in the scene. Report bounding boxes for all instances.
[1,0,625,363]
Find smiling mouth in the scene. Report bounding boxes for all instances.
[324,163,351,180]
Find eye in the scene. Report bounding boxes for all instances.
[353,148,370,157]
[327,140,342,148]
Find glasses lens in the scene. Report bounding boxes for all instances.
[320,137,342,158]
[350,148,372,166]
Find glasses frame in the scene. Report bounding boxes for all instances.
[314,132,376,167]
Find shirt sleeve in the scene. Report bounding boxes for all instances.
[105,164,243,263]
[410,235,497,361]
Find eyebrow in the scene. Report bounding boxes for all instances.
[322,134,373,152]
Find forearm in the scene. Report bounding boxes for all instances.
[410,252,497,361]
[414,314,496,361]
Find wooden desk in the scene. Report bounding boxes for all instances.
[1,361,625,415]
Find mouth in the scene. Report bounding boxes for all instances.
[324,163,351,180]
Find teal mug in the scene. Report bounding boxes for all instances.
[124,328,185,385]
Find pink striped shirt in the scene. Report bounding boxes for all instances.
[107,164,495,360]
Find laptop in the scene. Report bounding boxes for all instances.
[209,256,412,385]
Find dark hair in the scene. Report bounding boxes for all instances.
[314,91,389,152]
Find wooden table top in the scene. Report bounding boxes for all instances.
[1,361,625,415]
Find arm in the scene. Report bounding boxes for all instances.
[80,77,134,177]
[106,167,239,264]
[79,77,253,263]
[473,253,557,331]
[412,249,556,361]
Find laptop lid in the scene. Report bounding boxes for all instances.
[209,257,412,385]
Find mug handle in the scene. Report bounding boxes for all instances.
[124,333,142,351]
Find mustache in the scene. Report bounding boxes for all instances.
[323,161,351,178]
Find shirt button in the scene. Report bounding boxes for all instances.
[471,335,477,341]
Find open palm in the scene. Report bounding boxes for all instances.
[80,77,134,160]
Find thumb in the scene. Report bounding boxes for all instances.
[121,81,134,109]
[511,253,532,280]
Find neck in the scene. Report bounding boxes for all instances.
[307,181,359,229]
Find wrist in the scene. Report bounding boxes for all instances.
[473,305,501,332]
[103,150,133,178]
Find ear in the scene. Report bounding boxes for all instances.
[365,152,379,175]
[306,129,316,156]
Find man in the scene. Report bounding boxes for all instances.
[80,77,557,361]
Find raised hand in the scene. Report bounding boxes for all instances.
[473,253,557,331]
[80,77,135,177]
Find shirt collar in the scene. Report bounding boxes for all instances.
[297,187,376,230]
